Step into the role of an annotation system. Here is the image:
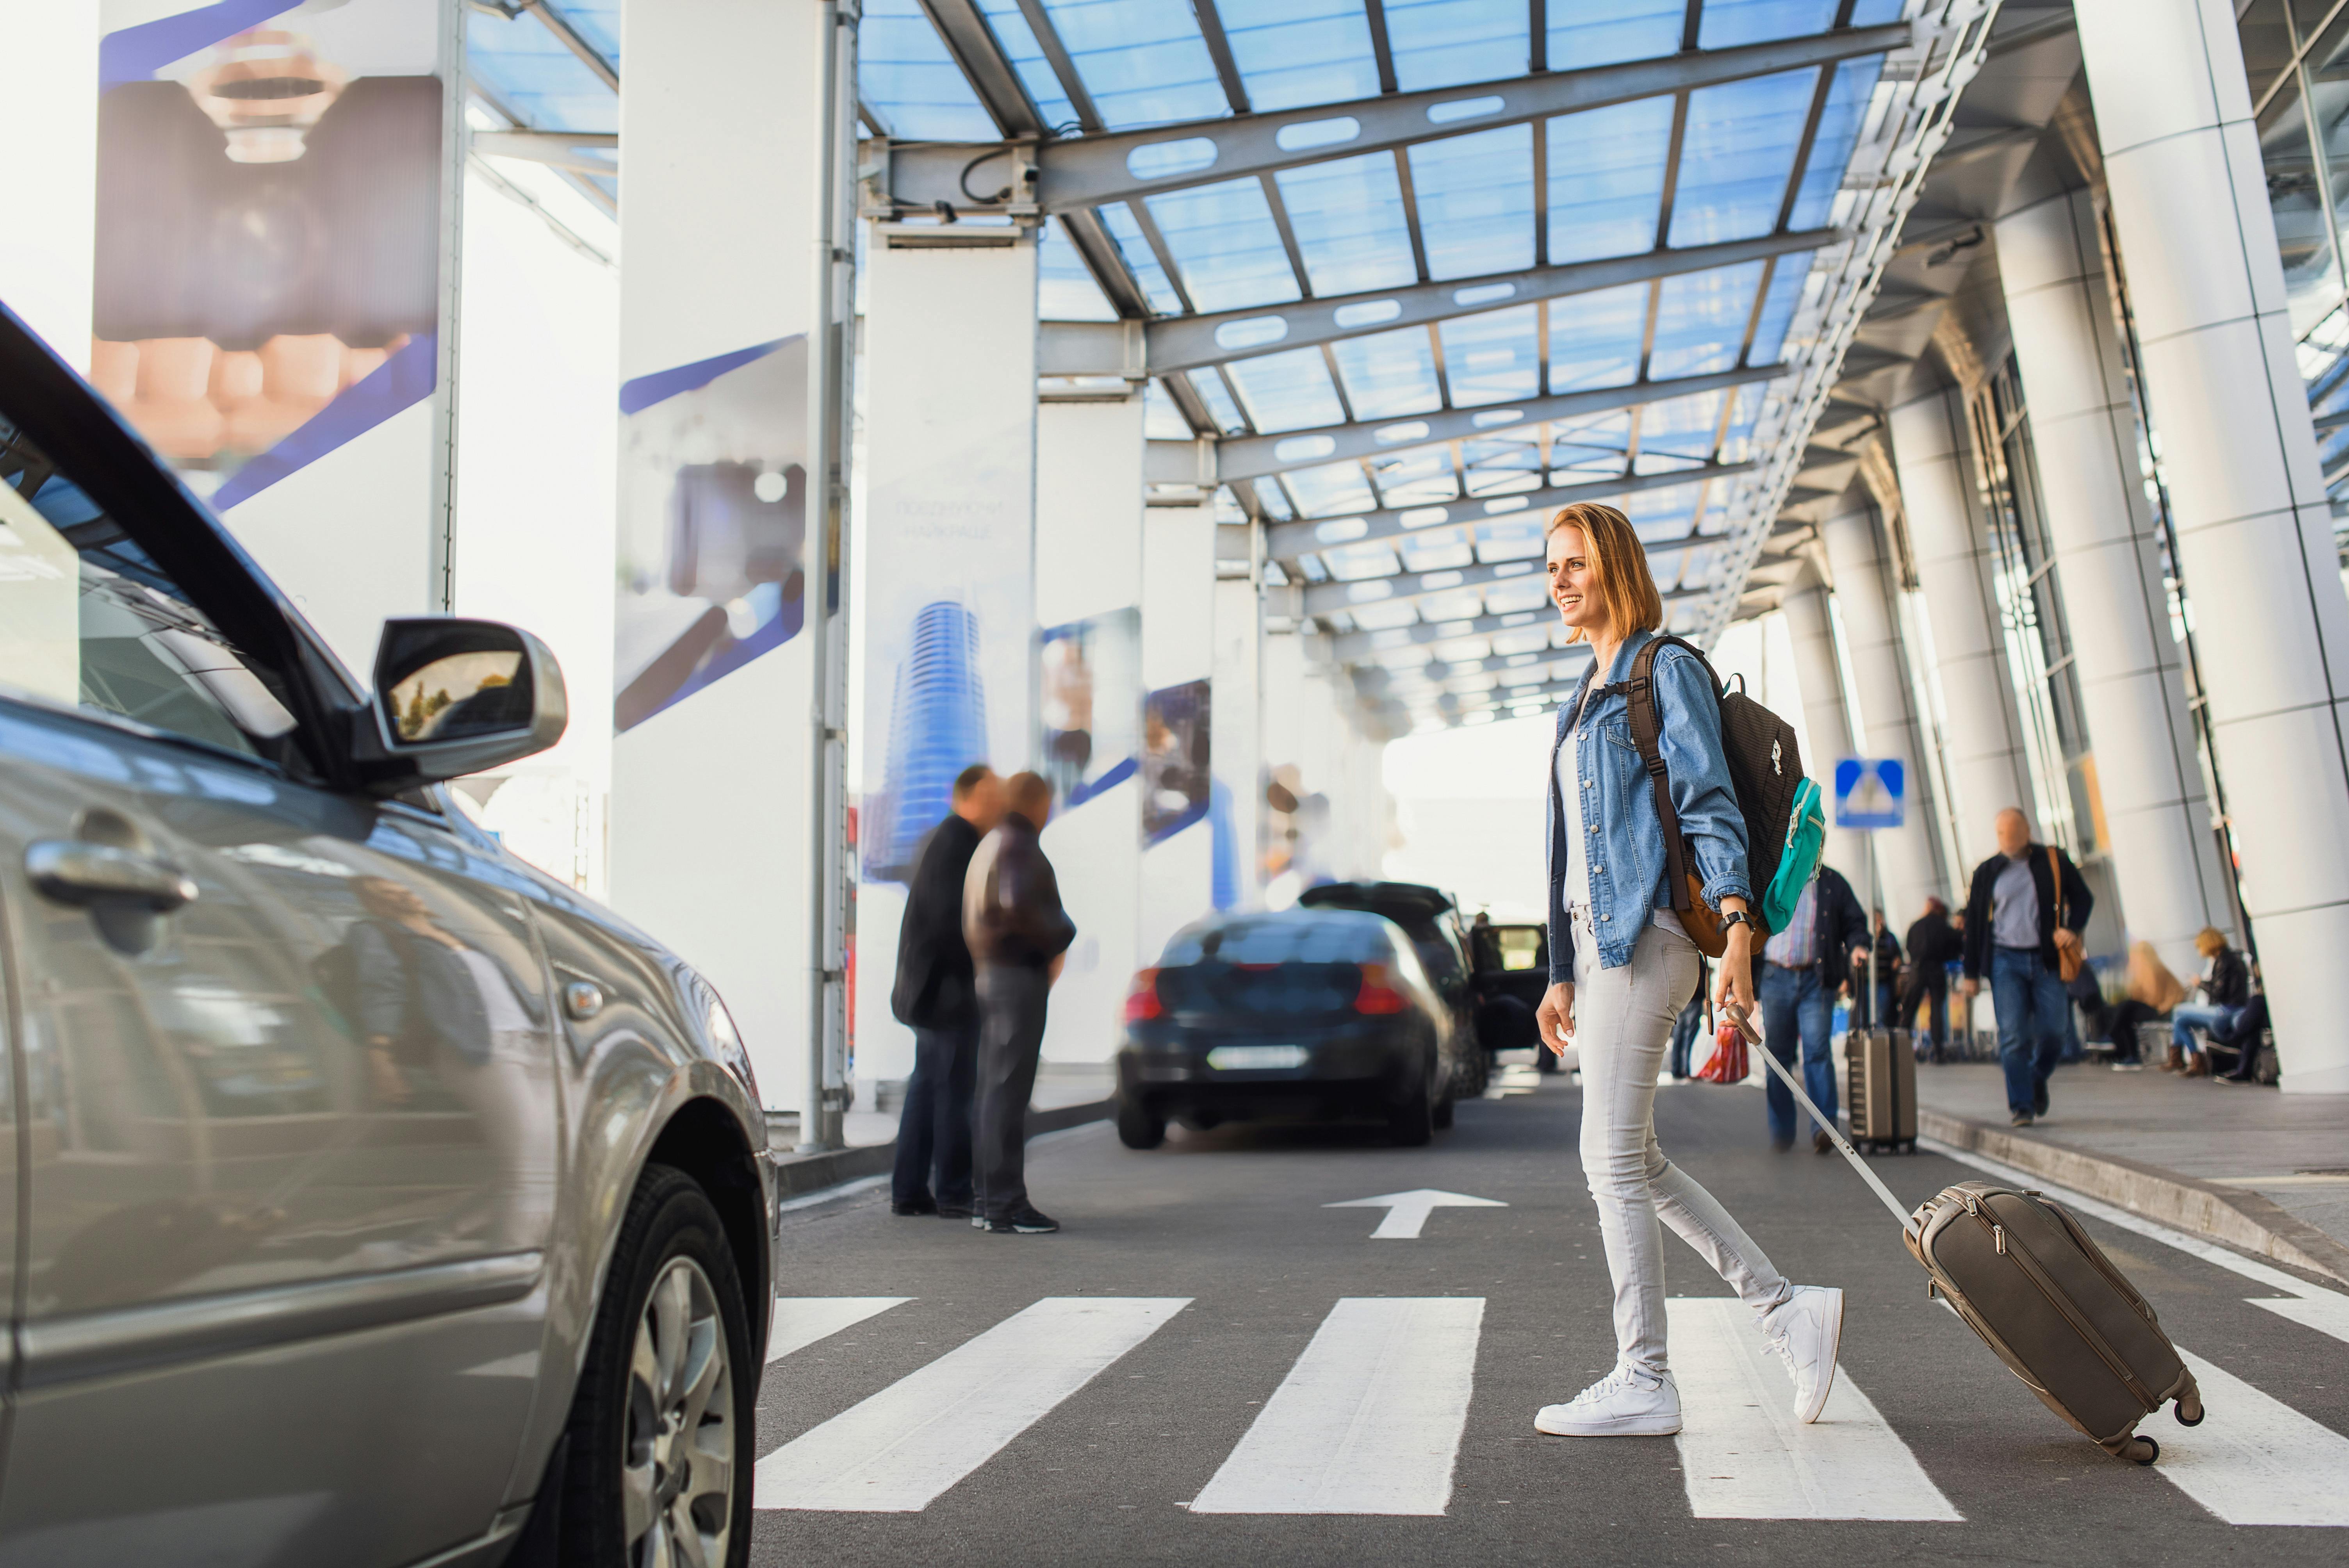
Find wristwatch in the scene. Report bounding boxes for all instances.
[1718,910,1757,936]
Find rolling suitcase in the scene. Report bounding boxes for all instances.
[1734,1005,2203,1464]
[1845,1026,1916,1152]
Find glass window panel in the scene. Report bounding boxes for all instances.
[467,10,621,134]
[1221,0,1379,111]
[1788,56,1886,232]
[1223,347,1348,431]
[1323,540,1403,579]
[1387,0,1529,91]
[1143,180,1303,312]
[1329,328,1445,419]
[1438,306,1541,406]
[1098,202,1186,313]
[974,0,1081,130]
[2237,0,2297,107]
[1545,96,1675,262]
[1398,531,1476,572]
[1144,380,1194,439]
[1546,281,1649,392]
[856,0,1003,139]
[1717,385,1766,465]
[1281,461,1377,515]
[2255,79,2345,339]
[1039,0,1228,127]
[1251,476,1296,517]
[1624,481,1703,542]
[1848,0,1907,20]
[1275,153,1420,294]
[1649,262,1765,380]
[1668,68,1823,247]
[1636,393,1727,463]
[1407,125,1536,280]
[2306,10,2349,326]
[1548,0,1684,71]
[1476,514,1547,561]
[1548,408,1633,476]
[1039,218,1120,321]
[1697,0,1838,49]
[2293,0,2342,48]
[1186,369,1250,433]
[1378,470,1465,508]
[1745,253,1811,366]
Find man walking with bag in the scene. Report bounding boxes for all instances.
[888,764,1003,1219]
[963,771,1076,1235]
[1960,808,2093,1126]
[1756,862,1870,1153]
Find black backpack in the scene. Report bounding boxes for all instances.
[1612,634,1825,952]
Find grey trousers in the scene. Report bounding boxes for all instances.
[974,964,1050,1222]
[1572,909,1792,1376]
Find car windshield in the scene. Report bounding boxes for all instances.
[0,413,299,759]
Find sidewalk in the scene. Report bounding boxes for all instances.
[1911,1060,2349,1285]
[766,1061,1115,1198]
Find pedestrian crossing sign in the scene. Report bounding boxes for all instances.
[1835,757,1905,830]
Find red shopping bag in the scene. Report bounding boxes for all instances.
[1696,1018,1749,1083]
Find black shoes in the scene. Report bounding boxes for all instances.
[985,1207,1060,1234]
[891,1196,939,1217]
[1813,1130,1834,1155]
[937,1202,975,1220]
[2033,1090,2050,1117]
[2010,1110,2034,1127]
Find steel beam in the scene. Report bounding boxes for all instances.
[1330,608,1557,663]
[1359,647,1593,687]
[472,129,617,175]
[1305,558,1552,618]
[519,1,617,92]
[917,0,1045,135]
[1265,461,1756,559]
[883,24,1907,213]
[1219,363,1781,483]
[1146,231,1834,375]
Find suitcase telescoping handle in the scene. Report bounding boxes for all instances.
[1724,1003,1922,1242]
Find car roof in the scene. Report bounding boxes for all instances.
[1160,908,1404,967]
[1297,881,1458,921]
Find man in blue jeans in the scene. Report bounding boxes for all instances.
[1757,864,1870,1152]
[1960,809,2094,1126]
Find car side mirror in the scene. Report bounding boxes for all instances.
[352,617,568,795]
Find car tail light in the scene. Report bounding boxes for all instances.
[1123,968,1163,1023]
[1354,962,1408,1015]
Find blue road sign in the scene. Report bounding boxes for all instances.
[1834,757,1906,830]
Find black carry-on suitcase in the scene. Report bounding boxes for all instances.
[1734,1005,2203,1464]
[1845,1026,1916,1152]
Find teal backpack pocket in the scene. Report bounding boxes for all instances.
[1761,776,1826,936]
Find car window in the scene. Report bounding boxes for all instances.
[0,413,298,761]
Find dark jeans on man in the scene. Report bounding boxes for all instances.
[1990,945,2068,1115]
[1668,991,1706,1079]
[1758,961,1837,1145]
[1902,975,1949,1060]
[974,964,1051,1222]
[891,1018,977,1211]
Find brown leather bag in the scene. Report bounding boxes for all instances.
[2048,844,2083,982]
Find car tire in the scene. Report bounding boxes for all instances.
[1388,1074,1434,1147]
[1116,1099,1167,1149]
[547,1164,755,1568]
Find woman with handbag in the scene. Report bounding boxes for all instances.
[1533,502,1845,1440]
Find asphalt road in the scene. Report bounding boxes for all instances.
[748,1064,2349,1566]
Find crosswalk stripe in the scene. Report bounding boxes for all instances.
[754,1296,1189,1512]
[2155,1349,2349,1526]
[767,1297,913,1363]
[1666,1297,1962,1521]
[2249,1292,2349,1350]
[1188,1297,1483,1516]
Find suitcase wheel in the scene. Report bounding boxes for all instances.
[2175,1393,2204,1427]
[2128,1435,2160,1465]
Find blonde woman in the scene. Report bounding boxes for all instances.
[2100,942,2185,1071]
[1533,503,1844,1438]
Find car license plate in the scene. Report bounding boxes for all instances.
[1206,1045,1307,1070]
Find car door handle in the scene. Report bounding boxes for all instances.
[27,841,199,912]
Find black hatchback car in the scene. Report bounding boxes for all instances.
[1114,907,1462,1148]
[1297,880,1489,1097]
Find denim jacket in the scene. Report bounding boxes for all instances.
[1546,629,1752,980]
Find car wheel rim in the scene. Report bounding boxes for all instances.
[623,1254,734,1568]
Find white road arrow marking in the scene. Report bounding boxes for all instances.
[1325,1188,1508,1239]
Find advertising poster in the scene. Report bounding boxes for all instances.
[87,1,445,508]
[1039,608,1141,810]
[1142,679,1212,843]
[613,337,809,733]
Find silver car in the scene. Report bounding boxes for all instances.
[0,303,772,1566]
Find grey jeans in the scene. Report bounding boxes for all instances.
[1571,907,1792,1375]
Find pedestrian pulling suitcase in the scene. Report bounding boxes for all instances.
[1729,1004,2203,1464]
[1845,1026,1916,1152]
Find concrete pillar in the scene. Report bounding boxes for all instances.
[1139,501,1217,964]
[1820,497,1947,923]
[1779,572,1865,880]
[1890,389,2034,872]
[1211,560,1264,911]
[1995,187,2235,978]
[2078,0,2349,1091]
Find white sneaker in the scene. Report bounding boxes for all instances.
[1763,1285,1844,1424]
[1534,1363,1681,1437]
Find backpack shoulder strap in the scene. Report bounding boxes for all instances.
[1624,634,1707,914]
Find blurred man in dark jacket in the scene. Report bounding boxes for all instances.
[1960,809,2093,1125]
[963,771,1077,1234]
[1901,896,1962,1062]
[1757,863,1870,1153]
[888,764,1003,1219]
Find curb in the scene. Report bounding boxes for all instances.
[768,1098,1114,1201]
[1918,1108,2349,1287]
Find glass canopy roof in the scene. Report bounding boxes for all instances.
[860,1,1914,726]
